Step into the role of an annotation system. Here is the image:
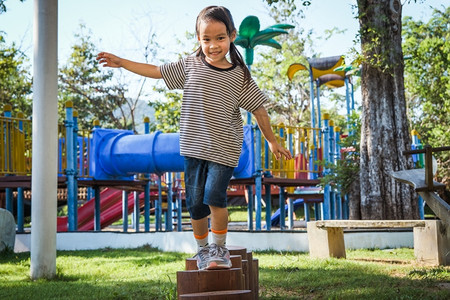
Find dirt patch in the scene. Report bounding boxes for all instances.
[436,282,450,290]
[350,257,412,265]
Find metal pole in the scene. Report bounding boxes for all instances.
[176,172,182,232]
[322,115,331,220]
[30,0,58,280]
[166,173,173,231]
[144,117,150,232]
[279,187,286,230]
[65,102,76,231]
[264,183,271,231]
[316,80,322,130]
[122,190,128,232]
[156,175,162,231]
[309,72,316,129]
[17,187,24,233]
[134,191,140,232]
[254,126,262,230]
[72,110,79,229]
[4,106,13,213]
[246,64,252,125]
[94,187,101,231]
[246,185,253,230]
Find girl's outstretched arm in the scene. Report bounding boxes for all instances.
[252,105,292,160]
[96,52,162,79]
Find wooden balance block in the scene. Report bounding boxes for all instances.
[177,246,259,299]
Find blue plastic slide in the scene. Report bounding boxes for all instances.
[89,125,254,180]
[270,199,305,227]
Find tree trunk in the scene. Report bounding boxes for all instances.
[348,177,361,219]
[357,0,418,219]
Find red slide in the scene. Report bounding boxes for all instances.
[57,188,146,231]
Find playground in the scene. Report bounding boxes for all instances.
[2,58,449,297]
[1,1,450,299]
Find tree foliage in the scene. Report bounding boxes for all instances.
[402,6,450,187]
[0,0,25,15]
[148,86,181,133]
[59,25,140,131]
[250,1,311,127]
[148,32,197,133]
[0,34,32,116]
[253,1,348,127]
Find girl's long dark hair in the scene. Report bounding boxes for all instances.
[195,6,251,85]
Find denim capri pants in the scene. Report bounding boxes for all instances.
[184,157,235,220]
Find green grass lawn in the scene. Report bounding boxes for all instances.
[1,246,449,299]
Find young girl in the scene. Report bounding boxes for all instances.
[97,5,292,270]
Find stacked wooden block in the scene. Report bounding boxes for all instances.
[177,246,259,299]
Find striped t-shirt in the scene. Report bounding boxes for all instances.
[160,55,267,167]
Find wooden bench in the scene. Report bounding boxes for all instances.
[307,219,449,266]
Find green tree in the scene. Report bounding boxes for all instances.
[148,32,197,133]
[252,1,347,127]
[0,0,25,14]
[0,34,32,116]
[59,25,145,131]
[264,0,421,220]
[403,6,450,188]
[250,1,311,127]
[148,87,181,133]
[320,112,362,218]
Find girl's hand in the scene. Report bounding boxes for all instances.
[269,142,292,160]
[96,52,122,68]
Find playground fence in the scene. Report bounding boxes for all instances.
[264,124,322,180]
[0,114,32,175]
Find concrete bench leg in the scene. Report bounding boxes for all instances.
[307,221,346,259]
[414,220,450,266]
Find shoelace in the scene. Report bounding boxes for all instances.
[195,247,210,259]
[209,244,225,257]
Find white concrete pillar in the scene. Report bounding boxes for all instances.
[30,0,58,280]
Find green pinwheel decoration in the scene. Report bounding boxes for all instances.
[235,16,294,67]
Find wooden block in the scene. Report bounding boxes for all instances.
[186,258,197,271]
[179,289,252,299]
[177,268,243,297]
[231,255,243,269]
[252,259,259,300]
[246,252,253,297]
[228,246,247,260]
[242,260,249,290]
[185,255,242,271]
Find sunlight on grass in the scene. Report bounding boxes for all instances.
[228,205,269,222]
[1,247,449,299]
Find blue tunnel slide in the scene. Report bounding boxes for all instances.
[89,125,255,180]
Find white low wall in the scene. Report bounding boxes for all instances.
[14,230,413,253]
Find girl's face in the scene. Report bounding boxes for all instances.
[197,19,236,68]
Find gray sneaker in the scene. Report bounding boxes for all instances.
[194,246,210,270]
[206,243,231,270]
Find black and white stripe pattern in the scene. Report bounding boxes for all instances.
[160,56,267,167]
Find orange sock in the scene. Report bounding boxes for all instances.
[194,231,209,249]
[211,228,227,246]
